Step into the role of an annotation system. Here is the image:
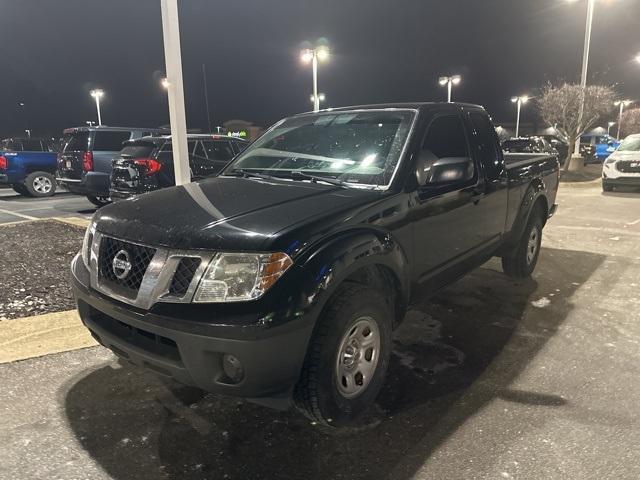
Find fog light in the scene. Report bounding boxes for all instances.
[222,354,244,383]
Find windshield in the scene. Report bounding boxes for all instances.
[617,136,640,152]
[224,110,415,187]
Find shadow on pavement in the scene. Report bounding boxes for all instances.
[64,247,604,480]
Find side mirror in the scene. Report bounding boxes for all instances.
[415,150,474,186]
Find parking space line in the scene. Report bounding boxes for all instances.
[552,225,640,237]
[0,208,37,220]
[627,218,640,226]
[0,310,97,364]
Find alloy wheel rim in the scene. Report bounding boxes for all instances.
[33,176,52,193]
[335,316,381,399]
[527,226,539,265]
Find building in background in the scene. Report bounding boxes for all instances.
[222,120,263,141]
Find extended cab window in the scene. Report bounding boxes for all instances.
[21,139,45,151]
[469,112,503,178]
[93,131,131,151]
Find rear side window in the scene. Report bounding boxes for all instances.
[422,115,470,159]
[469,112,504,178]
[119,142,156,158]
[63,132,90,152]
[203,140,234,161]
[232,141,248,153]
[93,131,131,151]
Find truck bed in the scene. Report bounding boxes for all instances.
[503,152,556,169]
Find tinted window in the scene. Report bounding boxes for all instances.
[193,141,207,159]
[469,112,504,178]
[119,142,157,159]
[423,115,469,159]
[93,131,131,151]
[204,140,234,161]
[62,132,90,152]
[232,141,248,153]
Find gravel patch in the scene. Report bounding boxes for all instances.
[0,220,83,320]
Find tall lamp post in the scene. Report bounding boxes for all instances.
[438,75,461,103]
[90,89,104,126]
[301,46,329,112]
[511,95,529,138]
[567,0,596,160]
[614,100,632,139]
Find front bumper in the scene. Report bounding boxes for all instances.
[71,255,314,405]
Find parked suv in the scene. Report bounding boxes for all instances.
[0,137,58,197]
[602,134,640,191]
[110,134,247,200]
[56,126,167,206]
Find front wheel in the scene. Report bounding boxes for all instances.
[502,211,543,278]
[24,172,56,197]
[86,195,111,207]
[294,284,393,427]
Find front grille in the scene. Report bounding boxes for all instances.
[617,161,640,173]
[169,257,201,297]
[98,236,156,294]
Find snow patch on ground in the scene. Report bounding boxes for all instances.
[531,297,551,308]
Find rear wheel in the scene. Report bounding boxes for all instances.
[294,284,393,427]
[24,172,56,197]
[87,195,111,207]
[502,210,543,278]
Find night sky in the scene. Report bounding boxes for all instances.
[1,0,639,138]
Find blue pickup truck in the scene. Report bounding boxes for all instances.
[0,137,58,197]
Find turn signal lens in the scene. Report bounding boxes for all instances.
[82,151,94,172]
[194,252,293,303]
[134,158,162,176]
[0,155,7,170]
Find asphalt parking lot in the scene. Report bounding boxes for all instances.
[1,181,639,480]
[0,187,96,224]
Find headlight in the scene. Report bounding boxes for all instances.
[604,155,617,165]
[194,252,293,303]
[81,220,97,269]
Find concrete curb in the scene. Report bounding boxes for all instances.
[0,310,97,364]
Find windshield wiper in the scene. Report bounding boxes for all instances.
[225,169,277,181]
[289,170,352,188]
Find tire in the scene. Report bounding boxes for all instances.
[294,284,393,427]
[24,172,56,197]
[87,195,111,207]
[11,184,28,196]
[602,182,613,192]
[502,209,544,278]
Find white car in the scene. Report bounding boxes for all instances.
[602,134,640,192]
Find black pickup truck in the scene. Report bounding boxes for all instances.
[71,103,559,426]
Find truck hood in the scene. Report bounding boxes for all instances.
[94,176,381,252]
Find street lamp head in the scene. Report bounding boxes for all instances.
[511,97,519,103]
[635,53,640,64]
[451,75,462,85]
[18,102,25,107]
[438,76,449,86]
[316,46,330,61]
[300,49,314,63]
[608,121,615,127]
[521,95,530,104]
[161,78,170,89]
[310,93,326,103]
[90,89,104,98]
[615,99,632,106]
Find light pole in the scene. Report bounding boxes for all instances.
[607,121,615,136]
[310,93,326,106]
[614,100,632,139]
[301,45,329,112]
[438,75,461,103]
[567,0,596,159]
[511,95,529,138]
[90,89,104,126]
[18,102,29,132]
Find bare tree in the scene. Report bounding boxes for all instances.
[620,107,640,138]
[538,83,616,170]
